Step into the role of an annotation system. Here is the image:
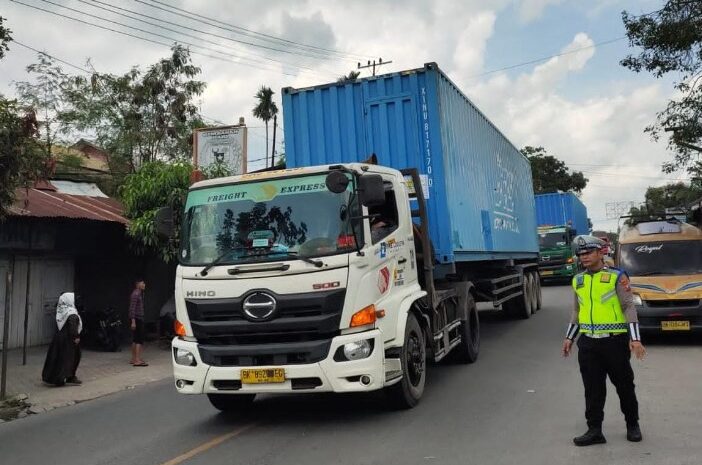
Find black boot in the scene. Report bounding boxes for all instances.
[573,427,607,446]
[627,423,642,442]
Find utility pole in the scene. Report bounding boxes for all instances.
[357,58,393,77]
[271,114,277,168]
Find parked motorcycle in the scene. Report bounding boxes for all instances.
[80,306,123,352]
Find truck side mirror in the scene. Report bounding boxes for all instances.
[154,206,175,239]
[358,174,385,207]
[569,229,576,239]
[325,170,350,193]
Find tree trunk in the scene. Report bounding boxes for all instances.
[265,121,269,169]
[271,115,277,168]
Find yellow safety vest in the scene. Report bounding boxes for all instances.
[572,269,627,334]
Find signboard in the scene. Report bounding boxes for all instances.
[193,125,248,174]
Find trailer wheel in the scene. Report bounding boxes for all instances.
[207,393,256,412]
[534,272,542,311]
[527,273,538,314]
[386,313,426,409]
[455,294,480,363]
[503,273,531,319]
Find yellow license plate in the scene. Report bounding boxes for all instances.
[240,368,286,384]
[661,321,690,331]
[540,270,554,276]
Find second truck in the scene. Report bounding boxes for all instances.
[535,192,589,281]
[159,63,542,411]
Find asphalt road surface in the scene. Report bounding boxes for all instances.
[2,284,700,465]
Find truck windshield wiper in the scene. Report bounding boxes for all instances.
[636,271,668,276]
[199,247,247,276]
[258,251,324,268]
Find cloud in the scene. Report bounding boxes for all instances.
[518,0,564,22]
[452,11,497,76]
[462,33,674,231]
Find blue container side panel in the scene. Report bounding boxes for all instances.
[283,69,456,264]
[436,71,539,256]
[534,193,589,234]
[282,64,539,264]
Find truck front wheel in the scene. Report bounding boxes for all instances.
[207,393,256,412]
[455,294,480,363]
[386,313,426,409]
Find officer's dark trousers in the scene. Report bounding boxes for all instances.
[577,333,639,428]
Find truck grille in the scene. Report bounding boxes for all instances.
[186,289,345,366]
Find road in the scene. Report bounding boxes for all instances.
[1,285,701,465]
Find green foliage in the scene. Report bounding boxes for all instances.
[621,1,702,172]
[0,100,49,218]
[119,161,193,261]
[252,86,279,168]
[337,70,361,83]
[16,53,72,158]
[60,45,206,169]
[627,181,702,224]
[60,152,84,168]
[201,159,234,179]
[521,146,588,194]
[0,16,11,61]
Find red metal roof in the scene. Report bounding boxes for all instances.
[9,185,128,224]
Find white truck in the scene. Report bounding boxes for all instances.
[156,64,541,411]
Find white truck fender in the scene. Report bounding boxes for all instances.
[387,288,427,348]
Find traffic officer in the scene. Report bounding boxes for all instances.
[561,235,646,446]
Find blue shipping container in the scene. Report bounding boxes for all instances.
[282,63,539,264]
[535,193,589,235]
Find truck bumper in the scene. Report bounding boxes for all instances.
[636,301,702,333]
[171,329,387,395]
[538,264,576,280]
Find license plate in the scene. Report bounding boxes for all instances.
[240,368,286,384]
[661,321,690,331]
[540,270,554,276]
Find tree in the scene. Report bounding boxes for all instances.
[337,70,361,83]
[0,16,11,60]
[521,146,588,194]
[15,54,73,160]
[621,1,702,173]
[252,86,278,168]
[0,101,50,218]
[628,181,702,220]
[118,161,193,261]
[60,45,206,170]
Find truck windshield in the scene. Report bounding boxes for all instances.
[619,241,702,276]
[180,173,361,266]
[539,230,568,248]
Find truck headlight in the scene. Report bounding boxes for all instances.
[174,348,197,366]
[335,339,374,361]
[632,294,643,306]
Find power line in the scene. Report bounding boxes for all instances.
[129,0,351,62]
[12,40,92,74]
[463,36,627,79]
[78,0,331,76]
[136,0,372,61]
[11,0,315,77]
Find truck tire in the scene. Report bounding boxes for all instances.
[527,273,538,314]
[534,272,542,311]
[503,274,531,319]
[386,313,426,409]
[455,294,480,364]
[207,393,256,412]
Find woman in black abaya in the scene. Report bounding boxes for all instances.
[42,292,82,386]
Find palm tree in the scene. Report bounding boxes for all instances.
[252,86,278,167]
[337,70,361,83]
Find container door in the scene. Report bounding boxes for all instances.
[363,94,421,170]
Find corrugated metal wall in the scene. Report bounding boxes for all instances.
[0,257,73,349]
[436,70,538,257]
[535,192,589,234]
[282,63,539,263]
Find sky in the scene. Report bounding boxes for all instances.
[0,0,687,232]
